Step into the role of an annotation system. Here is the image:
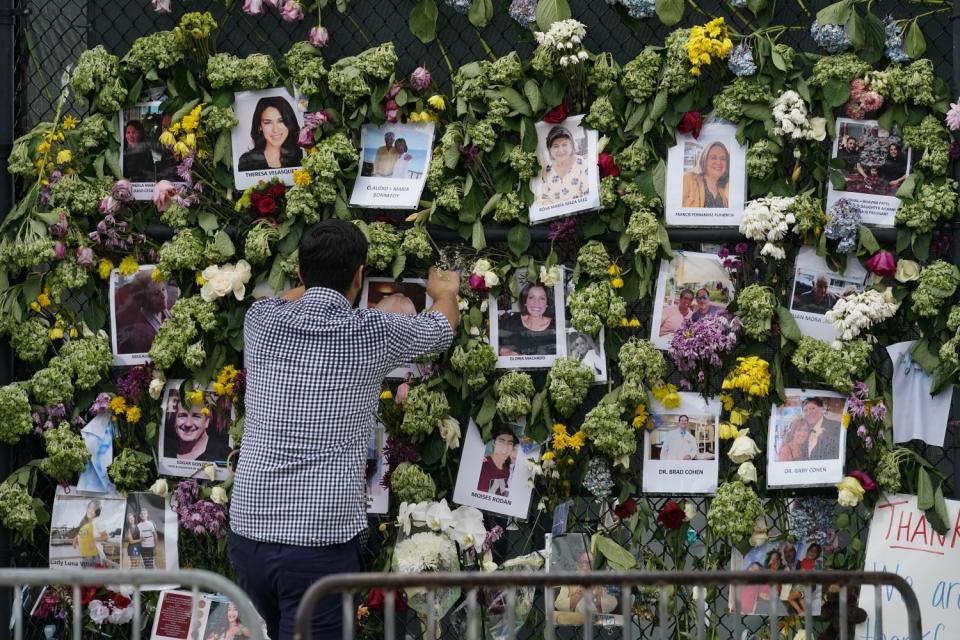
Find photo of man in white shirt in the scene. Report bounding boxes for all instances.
[660,415,699,461]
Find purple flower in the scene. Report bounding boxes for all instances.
[280,0,303,21]
[89,393,112,415]
[53,241,66,260]
[547,217,577,241]
[459,144,480,169]
[112,179,134,202]
[75,247,94,266]
[303,112,329,129]
[98,196,120,215]
[668,314,741,373]
[297,128,315,147]
[50,212,69,237]
[116,364,154,403]
[846,394,866,418]
[481,525,504,552]
[853,381,869,399]
[717,245,729,259]
[308,26,329,48]
[243,0,265,13]
[870,402,886,421]
[151,0,170,12]
[734,242,749,255]
[856,424,867,438]
[409,67,432,92]
[950,142,960,160]
[849,469,876,491]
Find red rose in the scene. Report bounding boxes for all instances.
[614,497,637,519]
[255,195,277,216]
[108,593,132,609]
[366,589,408,613]
[544,103,567,124]
[866,250,896,278]
[250,191,262,205]
[80,586,100,605]
[676,111,703,139]
[468,273,490,293]
[268,183,286,199]
[657,500,686,530]
[597,153,620,178]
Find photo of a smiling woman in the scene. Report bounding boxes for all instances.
[682,141,730,209]
[537,125,589,207]
[498,282,557,356]
[162,389,231,464]
[237,96,303,172]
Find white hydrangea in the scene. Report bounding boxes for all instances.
[539,264,563,287]
[824,287,900,342]
[739,196,796,260]
[771,90,827,141]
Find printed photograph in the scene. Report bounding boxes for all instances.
[650,252,734,350]
[549,533,622,627]
[642,394,721,495]
[529,114,600,224]
[768,389,848,488]
[648,414,717,461]
[49,489,125,569]
[121,492,178,573]
[729,540,823,616]
[203,599,253,640]
[158,382,234,480]
[231,88,305,190]
[151,590,212,640]
[790,247,867,341]
[119,101,181,197]
[565,330,606,381]
[350,122,435,209]
[826,117,911,226]
[452,419,539,519]
[665,123,747,226]
[366,425,389,515]
[489,268,567,370]
[110,265,180,366]
[360,277,432,379]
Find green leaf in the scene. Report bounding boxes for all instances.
[213,130,231,165]
[823,79,851,108]
[213,230,235,258]
[523,79,542,114]
[197,211,219,236]
[895,173,917,199]
[917,467,934,511]
[476,393,497,426]
[771,47,787,72]
[845,12,865,50]
[929,484,950,535]
[488,88,532,117]
[507,225,530,256]
[816,0,852,25]
[649,90,669,122]
[741,103,772,121]
[909,339,940,374]
[421,434,445,465]
[391,251,407,278]
[904,20,927,59]
[593,534,638,570]
[535,0,571,31]
[776,305,802,343]
[857,226,879,254]
[104,149,122,179]
[83,299,106,333]
[651,159,666,201]
[746,0,768,15]
[468,0,493,28]
[409,0,438,44]
[655,0,684,26]
[471,219,486,251]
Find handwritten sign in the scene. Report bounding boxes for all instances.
[857,494,960,640]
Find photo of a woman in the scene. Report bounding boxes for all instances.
[206,602,250,640]
[682,141,730,208]
[124,511,142,568]
[72,499,109,568]
[498,282,557,356]
[477,423,518,497]
[537,126,590,207]
[566,331,603,376]
[391,138,413,179]
[122,120,155,182]
[237,96,303,172]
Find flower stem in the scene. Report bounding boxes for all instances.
[474,29,497,61]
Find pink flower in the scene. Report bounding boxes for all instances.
[153,180,177,213]
[858,91,883,113]
[866,250,896,278]
[395,382,410,405]
[297,128,315,147]
[385,108,399,123]
[243,0,265,14]
[112,179,133,202]
[308,26,329,48]
[280,0,304,21]
[303,111,329,129]
[946,100,960,132]
[409,67,432,92]
[54,241,66,260]
[468,273,490,293]
[75,247,94,267]
[98,196,120,215]
[849,78,867,100]
[386,83,401,99]
[848,469,876,492]
[151,0,171,12]
[843,102,866,120]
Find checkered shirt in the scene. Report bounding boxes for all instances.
[230,287,453,546]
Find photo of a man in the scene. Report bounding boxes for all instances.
[110,266,180,365]
[371,132,399,177]
[659,415,699,460]
[651,252,734,349]
[797,398,841,461]
[477,423,519,497]
[792,274,838,314]
[351,123,434,209]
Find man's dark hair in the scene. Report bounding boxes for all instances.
[490,421,518,446]
[679,289,695,299]
[802,397,825,408]
[298,221,368,293]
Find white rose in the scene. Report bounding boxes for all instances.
[809,117,827,141]
[148,377,166,400]
[683,502,697,521]
[108,605,134,625]
[539,265,562,288]
[483,271,500,288]
[727,429,760,464]
[749,517,769,548]
[88,601,110,625]
[210,486,229,505]
[480,299,488,312]
[202,464,217,481]
[438,416,461,450]
[837,488,860,507]
[200,267,234,302]
[472,259,492,275]
[149,478,169,497]
[737,461,758,484]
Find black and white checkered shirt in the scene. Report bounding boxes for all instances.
[230,287,453,546]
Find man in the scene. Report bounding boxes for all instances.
[837,136,861,181]
[229,220,459,640]
[372,131,399,177]
[658,289,694,336]
[137,509,157,569]
[660,415,699,460]
[117,270,172,354]
[477,422,518,497]
[794,275,837,314]
[690,288,722,322]
[801,397,842,461]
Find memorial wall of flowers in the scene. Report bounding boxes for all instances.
[1,0,958,634]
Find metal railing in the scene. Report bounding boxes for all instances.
[0,569,264,640]
[294,570,922,640]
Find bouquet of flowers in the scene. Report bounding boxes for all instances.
[236,179,286,218]
[669,314,741,392]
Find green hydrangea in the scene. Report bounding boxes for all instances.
[285,186,320,223]
[149,295,217,370]
[589,52,620,94]
[158,230,205,274]
[661,29,698,95]
[207,53,278,90]
[810,53,872,86]
[39,422,90,483]
[9,318,49,363]
[622,49,661,102]
[450,341,497,389]
[569,282,627,336]
[549,357,594,418]
[59,336,112,389]
[30,358,74,406]
[453,63,487,101]
[714,78,773,122]
[362,222,401,271]
[507,147,539,182]
[747,139,779,180]
[495,372,535,420]
[401,227,433,261]
[600,176,618,210]
[76,114,111,151]
[584,96,616,131]
[896,181,958,232]
[493,192,524,223]
[284,41,327,95]
[160,202,191,229]
[0,385,34,445]
[357,43,397,79]
[202,105,239,134]
[328,58,370,105]
[878,59,935,106]
[71,46,127,113]
[735,284,776,340]
[400,386,448,441]
[244,221,280,265]
[789,193,827,236]
[46,258,90,302]
[50,175,109,217]
[435,180,463,211]
[124,31,183,74]
[0,483,39,539]
[625,209,660,258]
[483,52,523,86]
[108,448,152,492]
[617,138,654,172]
[7,140,33,176]
[911,261,960,317]
[390,462,436,503]
[618,338,667,384]
[581,402,635,459]
[183,341,206,370]
[790,337,872,393]
[773,44,796,71]
[876,448,902,493]
[0,237,55,270]
[707,480,765,543]
[467,119,496,152]
[903,116,951,176]
[576,241,612,279]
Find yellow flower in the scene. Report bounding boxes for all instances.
[69,327,77,337]
[611,277,624,289]
[125,406,142,423]
[607,264,621,276]
[37,141,51,154]
[628,318,641,328]
[427,95,446,111]
[169,122,181,134]
[109,396,128,414]
[185,389,205,407]
[380,390,393,400]
[662,392,681,409]
[542,451,556,461]
[212,382,227,395]
[151,268,166,282]
[118,255,139,277]
[173,141,190,158]
[619,317,629,327]
[56,149,72,165]
[357,605,369,620]
[842,412,851,428]
[98,259,114,280]
[719,393,734,411]
[184,133,197,149]
[292,169,312,187]
[47,327,64,340]
[159,131,176,147]
[61,115,78,130]
[730,408,750,426]
[719,422,739,439]
[37,292,51,308]
[29,302,41,312]
[200,407,211,416]
[195,272,207,286]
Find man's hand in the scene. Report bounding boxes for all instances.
[427,268,461,333]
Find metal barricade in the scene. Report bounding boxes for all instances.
[0,569,264,640]
[294,570,922,640]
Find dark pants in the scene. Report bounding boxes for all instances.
[228,530,362,640]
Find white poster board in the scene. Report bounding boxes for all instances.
[767,389,847,488]
[350,122,434,209]
[857,494,960,640]
[642,393,720,494]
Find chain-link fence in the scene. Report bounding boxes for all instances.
[5,0,960,638]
